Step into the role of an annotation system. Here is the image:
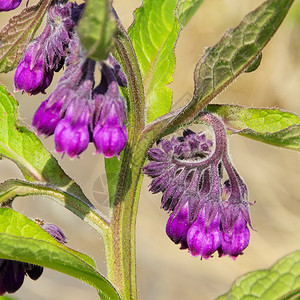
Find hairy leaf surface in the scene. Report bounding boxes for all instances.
[207,104,300,151]
[217,251,300,299]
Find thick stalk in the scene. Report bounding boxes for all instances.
[104,141,145,299]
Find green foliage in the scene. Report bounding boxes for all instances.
[0,208,120,300]
[192,0,294,109]
[244,52,262,73]
[218,251,300,300]
[0,0,52,73]
[77,0,117,61]
[151,0,294,141]
[176,0,204,26]
[207,104,300,151]
[128,0,180,122]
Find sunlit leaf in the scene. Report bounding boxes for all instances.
[207,104,300,151]
[128,0,180,122]
[155,0,295,138]
[176,0,204,26]
[0,208,120,299]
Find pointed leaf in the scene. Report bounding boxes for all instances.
[207,104,300,151]
[128,0,181,122]
[217,251,300,300]
[153,0,295,138]
[0,0,52,73]
[77,0,117,61]
[192,0,294,109]
[176,0,204,26]
[0,208,120,299]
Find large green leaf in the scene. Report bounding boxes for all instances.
[77,0,116,61]
[128,0,181,122]
[217,251,300,300]
[153,0,295,138]
[207,104,300,151]
[176,0,204,26]
[0,208,120,300]
[0,0,52,73]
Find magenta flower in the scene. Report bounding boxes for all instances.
[0,0,22,11]
[144,114,253,260]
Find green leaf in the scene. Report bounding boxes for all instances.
[77,0,117,61]
[206,104,300,151]
[176,0,204,26]
[128,0,181,122]
[217,251,300,300]
[0,208,120,300]
[105,157,122,208]
[193,0,294,108]
[0,0,52,73]
[154,0,294,138]
[244,52,262,73]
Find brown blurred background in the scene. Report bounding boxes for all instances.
[1,0,300,299]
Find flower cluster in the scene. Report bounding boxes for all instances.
[0,0,22,12]
[144,113,252,260]
[0,222,66,295]
[14,1,127,158]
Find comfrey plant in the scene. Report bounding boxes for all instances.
[0,0,299,299]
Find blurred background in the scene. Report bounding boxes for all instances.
[1,0,300,299]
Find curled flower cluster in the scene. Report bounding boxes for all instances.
[0,222,66,295]
[0,0,22,12]
[144,113,252,260]
[14,1,127,158]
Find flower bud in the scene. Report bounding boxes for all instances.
[166,204,190,249]
[14,45,53,95]
[0,0,22,11]
[54,103,90,158]
[32,99,63,136]
[187,206,222,259]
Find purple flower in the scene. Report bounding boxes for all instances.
[18,1,128,159]
[0,0,22,11]
[93,94,127,158]
[54,102,90,158]
[14,43,53,95]
[144,113,253,259]
[187,204,222,259]
[166,204,190,249]
[93,75,127,158]
[32,99,64,136]
[0,222,66,295]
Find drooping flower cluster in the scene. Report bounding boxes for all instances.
[0,222,66,295]
[144,113,252,260]
[14,1,128,158]
[0,0,22,12]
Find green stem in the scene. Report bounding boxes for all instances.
[104,142,145,299]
